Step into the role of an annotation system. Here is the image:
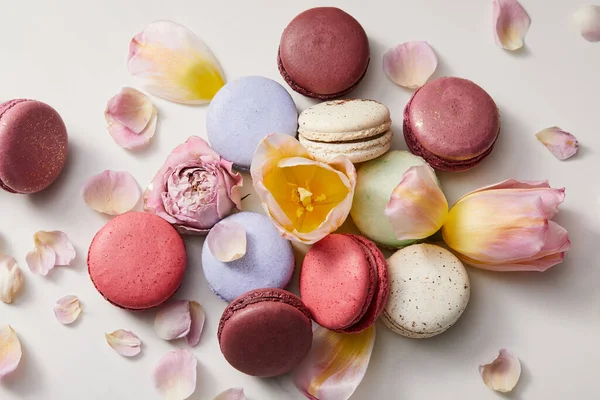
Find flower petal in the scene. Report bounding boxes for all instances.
[105,329,142,357]
[479,349,521,393]
[383,41,438,89]
[82,170,141,215]
[153,348,197,400]
[107,106,158,150]
[213,388,247,400]
[535,127,579,160]
[187,301,205,347]
[206,220,246,262]
[154,300,192,341]
[128,20,225,105]
[33,231,76,266]
[53,295,82,325]
[493,0,531,51]
[25,243,56,276]
[0,255,23,304]
[385,164,448,241]
[573,5,600,42]
[106,87,154,133]
[293,325,375,400]
[0,325,22,377]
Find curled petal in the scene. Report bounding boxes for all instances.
[105,329,142,357]
[153,348,197,400]
[385,165,448,241]
[573,5,600,42]
[0,255,23,304]
[106,87,154,133]
[493,0,531,51]
[33,231,76,266]
[479,349,521,392]
[535,127,579,160]
[128,20,225,105]
[293,325,375,400]
[154,300,192,341]
[213,388,247,400]
[107,104,157,150]
[383,41,438,89]
[82,170,141,215]
[0,325,22,377]
[206,220,247,262]
[53,295,82,325]
[25,243,56,276]
[187,301,205,347]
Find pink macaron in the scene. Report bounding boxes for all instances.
[300,234,389,333]
[88,212,186,310]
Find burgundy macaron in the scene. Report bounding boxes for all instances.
[278,7,370,100]
[403,77,500,171]
[218,288,313,377]
[0,99,68,194]
[300,234,389,334]
[88,212,186,310]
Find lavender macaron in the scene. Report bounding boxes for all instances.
[206,76,298,170]
[202,212,295,302]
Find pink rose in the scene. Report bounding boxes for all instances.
[144,136,243,234]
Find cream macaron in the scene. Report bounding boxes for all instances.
[382,244,470,339]
[298,99,393,163]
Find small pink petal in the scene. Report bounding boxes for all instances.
[187,301,205,347]
[479,349,521,392]
[573,5,600,42]
[107,107,157,150]
[213,388,247,400]
[0,325,22,377]
[53,295,82,325]
[0,255,23,304]
[493,0,531,51]
[535,127,579,160]
[154,300,192,341]
[32,231,76,266]
[82,170,142,215]
[25,243,56,276]
[106,87,154,132]
[383,41,438,89]
[153,348,197,400]
[206,220,247,262]
[105,329,142,357]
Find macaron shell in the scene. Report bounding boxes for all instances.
[299,129,392,163]
[382,244,470,338]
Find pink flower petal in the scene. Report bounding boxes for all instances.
[493,0,531,50]
[82,170,141,215]
[106,107,158,150]
[31,231,76,266]
[293,325,375,400]
[383,41,438,89]
[206,220,247,262]
[213,388,247,400]
[535,127,579,160]
[106,87,154,133]
[154,300,192,341]
[53,295,82,325]
[573,5,600,42]
[0,325,22,378]
[187,301,205,347]
[480,349,521,392]
[25,243,56,276]
[0,255,23,304]
[105,329,142,357]
[153,348,197,400]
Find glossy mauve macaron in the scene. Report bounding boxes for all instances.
[88,212,186,310]
[206,76,297,170]
[0,99,68,194]
[202,212,295,302]
[403,77,500,171]
[278,7,370,99]
[218,288,313,377]
[300,234,389,333]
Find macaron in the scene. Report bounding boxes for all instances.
[350,150,431,248]
[0,99,68,194]
[278,7,370,99]
[403,77,500,171]
[206,76,298,170]
[218,288,313,377]
[202,212,295,302]
[88,212,186,310]
[300,234,389,333]
[382,244,470,339]
[298,99,393,163]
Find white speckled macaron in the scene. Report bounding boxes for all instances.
[382,244,470,339]
[298,99,393,163]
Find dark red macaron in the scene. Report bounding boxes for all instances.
[403,77,500,171]
[218,288,313,377]
[278,7,370,100]
[88,212,186,310]
[300,234,389,334]
[0,99,68,194]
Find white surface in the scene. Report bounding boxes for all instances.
[0,0,598,399]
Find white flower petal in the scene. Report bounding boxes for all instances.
[0,325,22,377]
[153,348,197,400]
[382,41,438,89]
[479,349,522,393]
[105,329,142,357]
[535,127,579,160]
[82,170,141,215]
[154,300,192,341]
[187,301,205,347]
[573,5,600,42]
[0,255,23,304]
[53,295,82,325]
[32,231,76,266]
[493,0,531,51]
[25,243,56,276]
[206,220,247,262]
[213,388,247,400]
